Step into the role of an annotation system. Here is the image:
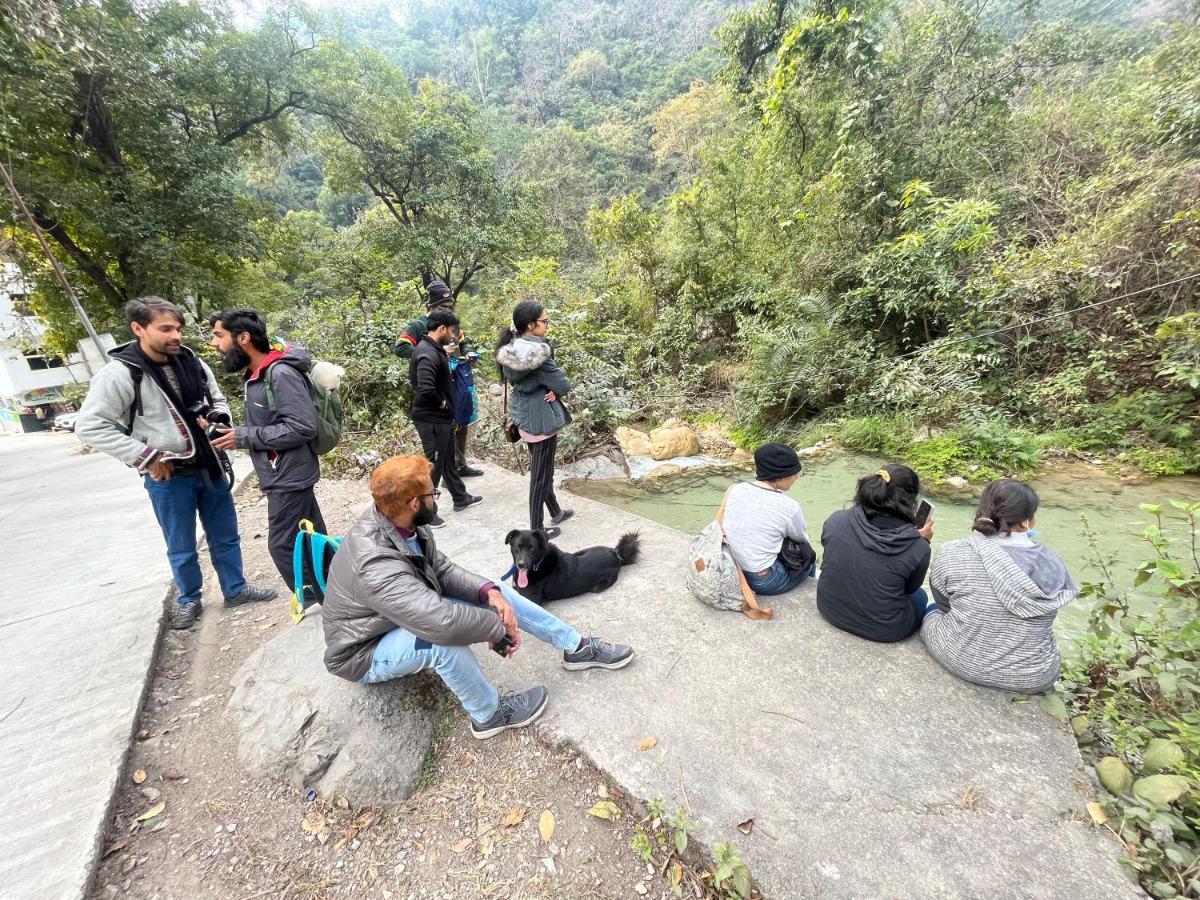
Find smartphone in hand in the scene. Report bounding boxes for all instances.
[915,498,935,528]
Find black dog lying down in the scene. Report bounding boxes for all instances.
[503,529,641,603]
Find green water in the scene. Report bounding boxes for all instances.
[567,452,1200,647]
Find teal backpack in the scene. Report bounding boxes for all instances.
[263,362,343,455]
[290,519,343,623]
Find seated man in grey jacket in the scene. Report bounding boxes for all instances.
[322,455,634,739]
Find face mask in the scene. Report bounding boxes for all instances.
[1026,528,1038,539]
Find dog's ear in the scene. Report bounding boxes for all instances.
[536,529,551,545]
[504,529,519,546]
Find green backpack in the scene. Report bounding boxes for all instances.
[263,362,344,455]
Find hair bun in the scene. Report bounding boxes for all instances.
[972,516,999,536]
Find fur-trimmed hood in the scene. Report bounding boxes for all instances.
[495,336,553,373]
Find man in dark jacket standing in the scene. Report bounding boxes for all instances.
[409,308,481,527]
[322,455,634,739]
[208,309,327,605]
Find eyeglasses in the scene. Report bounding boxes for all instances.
[419,489,442,499]
[536,317,550,325]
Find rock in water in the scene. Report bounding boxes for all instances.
[615,426,652,458]
[649,423,701,461]
[229,609,443,805]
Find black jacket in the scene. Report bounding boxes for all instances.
[238,344,319,492]
[816,506,931,643]
[409,335,454,424]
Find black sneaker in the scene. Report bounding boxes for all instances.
[541,526,561,540]
[171,601,202,630]
[550,509,575,526]
[470,687,549,740]
[453,494,484,512]
[427,513,447,529]
[563,637,634,671]
[458,465,485,477]
[223,585,278,607]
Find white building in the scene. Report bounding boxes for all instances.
[0,245,114,433]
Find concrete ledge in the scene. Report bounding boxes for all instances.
[435,465,1141,899]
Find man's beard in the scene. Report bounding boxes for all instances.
[413,501,439,528]
[221,344,251,373]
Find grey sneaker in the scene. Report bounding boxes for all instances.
[223,585,278,607]
[470,686,549,740]
[427,513,447,529]
[171,600,202,630]
[453,494,484,512]
[562,637,634,671]
[550,509,575,526]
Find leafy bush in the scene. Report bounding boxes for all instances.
[1061,502,1200,898]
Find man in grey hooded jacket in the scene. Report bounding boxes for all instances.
[322,454,635,740]
[76,297,276,630]
[208,309,327,606]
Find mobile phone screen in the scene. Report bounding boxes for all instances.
[915,499,934,528]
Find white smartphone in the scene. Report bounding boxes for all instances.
[915,498,935,528]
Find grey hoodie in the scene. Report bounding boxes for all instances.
[923,534,1078,693]
[237,344,319,492]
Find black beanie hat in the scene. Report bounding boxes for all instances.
[755,443,802,481]
[425,279,453,308]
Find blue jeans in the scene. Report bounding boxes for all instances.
[910,588,933,625]
[144,471,245,606]
[744,560,816,596]
[361,583,581,723]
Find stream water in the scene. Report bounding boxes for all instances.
[567,452,1200,649]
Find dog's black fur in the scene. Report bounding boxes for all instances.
[504,529,641,603]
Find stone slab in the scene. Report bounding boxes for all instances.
[432,464,1142,899]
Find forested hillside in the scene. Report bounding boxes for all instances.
[2,0,1197,477]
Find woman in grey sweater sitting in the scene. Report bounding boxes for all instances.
[922,479,1078,693]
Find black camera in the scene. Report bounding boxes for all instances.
[187,401,232,439]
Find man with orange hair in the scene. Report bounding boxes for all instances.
[321,455,634,739]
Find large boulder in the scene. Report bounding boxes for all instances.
[649,420,701,460]
[229,609,444,805]
[615,426,652,458]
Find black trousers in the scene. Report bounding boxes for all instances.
[267,487,328,603]
[527,434,561,530]
[415,420,469,504]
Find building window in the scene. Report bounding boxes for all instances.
[23,349,65,371]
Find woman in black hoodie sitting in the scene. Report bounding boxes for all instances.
[817,464,936,642]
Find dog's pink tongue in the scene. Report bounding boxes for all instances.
[517,568,529,589]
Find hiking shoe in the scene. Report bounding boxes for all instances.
[542,526,561,539]
[470,687,549,740]
[458,465,485,477]
[563,637,634,671]
[171,601,202,630]
[550,509,575,526]
[453,494,484,512]
[223,585,278,607]
[427,514,446,529]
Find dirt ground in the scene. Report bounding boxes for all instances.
[89,477,702,900]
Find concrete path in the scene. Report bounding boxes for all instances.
[0,433,194,899]
[433,465,1141,899]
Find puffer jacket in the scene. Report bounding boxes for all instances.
[238,343,319,492]
[322,505,505,682]
[495,336,572,436]
[76,342,230,473]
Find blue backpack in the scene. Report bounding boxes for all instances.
[449,357,479,427]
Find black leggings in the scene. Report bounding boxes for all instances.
[527,434,561,530]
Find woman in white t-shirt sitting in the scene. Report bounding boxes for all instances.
[722,443,815,596]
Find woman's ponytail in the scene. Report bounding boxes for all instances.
[972,479,1039,536]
